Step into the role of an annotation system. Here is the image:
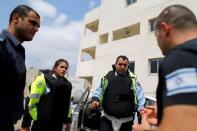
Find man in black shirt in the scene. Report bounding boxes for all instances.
[0,5,40,131]
[134,4,197,131]
[155,4,197,131]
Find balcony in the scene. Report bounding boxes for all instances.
[81,32,98,48]
[76,60,95,77]
[113,22,140,41]
[84,7,100,24]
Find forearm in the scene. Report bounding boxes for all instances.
[141,115,154,131]
[92,84,102,101]
[133,116,156,131]
[136,81,145,111]
[157,105,197,131]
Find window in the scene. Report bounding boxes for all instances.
[100,33,108,44]
[149,18,156,32]
[129,62,135,73]
[113,23,140,41]
[84,20,99,36]
[80,46,96,61]
[127,0,137,6]
[149,58,162,74]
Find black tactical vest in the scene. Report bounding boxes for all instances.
[102,71,135,118]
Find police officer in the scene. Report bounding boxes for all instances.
[27,59,72,131]
[133,5,197,131]
[0,5,40,131]
[91,55,145,131]
[154,4,197,131]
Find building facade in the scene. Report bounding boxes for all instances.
[76,0,197,96]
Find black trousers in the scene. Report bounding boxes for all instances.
[0,122,14,131]
[21,107,32,128]
[99,116,133,131]
[31,120,63,131]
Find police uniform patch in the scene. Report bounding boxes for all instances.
[165,68,197,96]
[0,37,4,42]
[0,34,6,42]
[36,81,43,88]
[136,81,141,87]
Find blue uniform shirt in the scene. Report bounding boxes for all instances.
[0,30,26,123]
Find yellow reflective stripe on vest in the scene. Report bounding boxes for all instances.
[100,76,108,103]
[128,70,137,107]
[67,106,73,118]
[28,74,46,120]
[29,93,41,99]
[28,104,36,110]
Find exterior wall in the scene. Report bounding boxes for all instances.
[76,0,197,97]
[24,68,39,96]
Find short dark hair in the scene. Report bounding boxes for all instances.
[155,5,197,30]
[9,5,40,23]
[52,59,69,73]
[115,55,129,64]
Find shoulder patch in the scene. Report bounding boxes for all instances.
[136,81,141,87]
[36,81,44,88]
[165,68,197,96]
[0,37,4,42]
[0,34,6,43]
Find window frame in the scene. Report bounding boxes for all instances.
[126,0,137,6]
[128,61,135,73]
[149,18,157,32]
[149,58,163,74]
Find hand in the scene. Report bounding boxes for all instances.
[64,123,71,131]
[132,123,143,131]
[140,105,158,125]
[21,127,30,131]
[132,104,158,131]
[132,117,153,131]
[91,100,99,109]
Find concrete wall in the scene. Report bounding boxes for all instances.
[76,0,197,97]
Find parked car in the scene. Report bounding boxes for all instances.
[145,95,156,107]
[71,88,93,131]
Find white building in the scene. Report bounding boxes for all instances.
[76,0,197,96]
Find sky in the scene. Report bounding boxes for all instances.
[0,0,100,76]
